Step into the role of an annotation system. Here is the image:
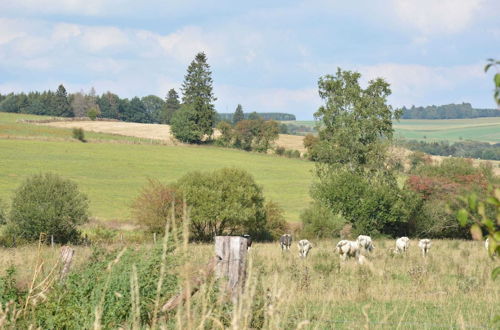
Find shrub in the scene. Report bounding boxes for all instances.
[87,106,101,120]
[132,179,183,234]
[301,202,347,239]
[275,146,286,156]
[72,127,86,142]
[7,173,89,244]
[0,198,6,225]
[170,104,204,143]
[177,168,266,241]
[215,121,233,147]
[255,201,288,241]
[292,150,301,158]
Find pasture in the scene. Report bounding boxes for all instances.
[284,118,500,143]
[1,238,498,328]
[0,139,312,225]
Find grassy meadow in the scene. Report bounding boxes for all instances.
[1,238,498,328]
[285,118,500,143]
[0,113,313,223]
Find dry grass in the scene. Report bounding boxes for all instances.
[1,238,498,328]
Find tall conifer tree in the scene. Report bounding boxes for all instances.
[233,104,244,124]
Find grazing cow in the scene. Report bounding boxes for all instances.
[298,239,313,258]
[418,239,431,257]
[280,234,292,251]
[357,235,374,253]
[336,240,361,261]
[241,234,252,250]
[395,237,410,254]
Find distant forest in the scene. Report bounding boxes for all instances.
[401,103,500,119]
[217,112,296,121]
[0,86,295,124]
[399,139,500,161]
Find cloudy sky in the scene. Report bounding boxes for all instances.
[0,0,499,119]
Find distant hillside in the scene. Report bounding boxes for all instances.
[401,103,500,119]
[217,112,296,121]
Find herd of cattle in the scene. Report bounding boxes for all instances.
[273,234,495,263]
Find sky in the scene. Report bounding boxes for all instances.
[0,0,499,120]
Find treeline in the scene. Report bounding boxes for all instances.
[401,103,500,119]
[0,86,182,124]
[217,112,296,121]
[399,139,500,161]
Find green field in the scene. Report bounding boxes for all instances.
[0,113,313,223]
[285,118,500,143]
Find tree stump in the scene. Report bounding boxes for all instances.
[215,236,248,302]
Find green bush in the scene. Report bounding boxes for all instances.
[177,168,267,241]
[72,127,86,142]
[0,265,24,304]
[256,201,288,241]
[87,106,101,120]
[22,245,178,329]
[170,104,205,143]
[0,198,6,225]
[275,146,286,156]
[7,173,90,244]
[301,202,347,239]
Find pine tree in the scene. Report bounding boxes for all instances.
[178,52,217,142]
[54,84,72,117]
[161,89,181,124]
[233,104,244,124]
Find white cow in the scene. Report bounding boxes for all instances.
[298,239,313,258]
[357,235,374,253]
[418,239,432,257]
[395,237,410,254]
[336,240,361,261]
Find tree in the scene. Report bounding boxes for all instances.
[98,92,120,119]
[311,68,415,237]
[233,104,244,124]
[70,91,88,117]
[176,168,266,241]
[54,84,72,117]
[160,89,181,124]
[170,104,205,143]
[248,111,260,120]
[180,52,217,142]
[7,173,89,244]
[141,95,165,123]
[484,58,500,106]
[121,97,151,123]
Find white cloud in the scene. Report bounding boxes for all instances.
[392,0,484,35]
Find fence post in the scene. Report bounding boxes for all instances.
[59,246,75,282]
[153,232,157,244]
[51,235,54,248]
[215,236,248,303]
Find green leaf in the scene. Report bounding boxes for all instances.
[470,224,482,241]
[457,209,468,227]
[481,218,494,232]
[495,73,500,88]
[486,196,499,206]
[492,266,500,280]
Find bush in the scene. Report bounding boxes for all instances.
[215,121,233,147]
[6,173,90,244]
[0,198,6,225]
[177,168,267,241]
[87,106,101,120]
[301,202,347,239]
[275,146,286,156]
[132,179,183,234]
[170,104,204,143]
[72,127,86,142]
[256,201,288,241]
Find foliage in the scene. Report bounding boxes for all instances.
[170,104,206,143]
[484,58,500,106]
[217,112,296,122]
[303,133,319,160]
[21,245,178,329]
[160,89,181,124]
[400,139,500,161]
[223,118,279,152]
[0,198,6,225]
[54,84,72,117]
[72,127,86,142]
[233,104,244,124]
[457,188,500,280]
[87,106,101,120]
[215,121,233,147]
[301,202,347,239]
[131,179,183,234]
[275,146,285,156]
[0,265,24,304]
[401,102,500,119]
[258,201,288,241]
[7,173,89,244]
[180,52,217,142]
[314,68,400,174]
[313,168,421,237]
[176,168,266,241]
[141,95,165,123]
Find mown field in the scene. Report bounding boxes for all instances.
[285,118,500,143]
[1,238,498,328]
[0,113,313,224]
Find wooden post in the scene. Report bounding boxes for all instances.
[51,235,54,248]
[153,232,157,244]
[59,246,75,282]
[215,236,248,302]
